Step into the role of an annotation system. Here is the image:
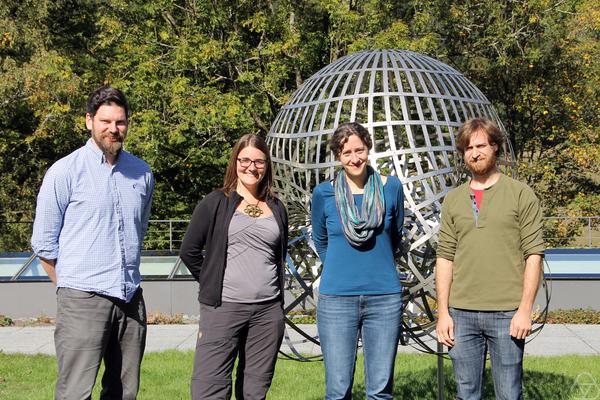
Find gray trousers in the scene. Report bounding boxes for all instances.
[54,287,147,400]
[191,299,285,400]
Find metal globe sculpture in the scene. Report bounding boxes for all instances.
[267,49,515,357]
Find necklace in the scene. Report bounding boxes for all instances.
[243,199,263,218]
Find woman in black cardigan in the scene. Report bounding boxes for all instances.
[180,134,288,400]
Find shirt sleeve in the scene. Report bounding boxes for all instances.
[277,199,289,266]
[179,194,213,281]
[310,185,328,263]
[281,200,289,250]
[436,194,457,261]
[31,163,71,260]
[141,171,154,238]
[519,187,545,257]
[393,177,405,252]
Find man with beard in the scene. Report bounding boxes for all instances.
[31,86,154,399]
[435,118,544,400]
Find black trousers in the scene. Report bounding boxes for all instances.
[191,299,285,400]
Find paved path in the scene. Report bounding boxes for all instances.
[0,324,598,356]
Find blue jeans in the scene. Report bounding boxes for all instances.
[317,293,403,400]
[448,308,525,400]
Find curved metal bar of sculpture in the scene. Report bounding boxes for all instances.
[268,49,546,359]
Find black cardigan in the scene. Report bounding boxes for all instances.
[179,190,289,307]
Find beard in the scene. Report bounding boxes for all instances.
[92,133,124,157]
[466,153,497,175]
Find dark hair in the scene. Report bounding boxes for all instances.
[456,118,505,157]
[222,134,274,198]
[86,86,129,119]
[329,122,372,158]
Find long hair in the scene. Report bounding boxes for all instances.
[222,134,274,198]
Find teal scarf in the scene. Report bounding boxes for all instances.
[334,166,385,247]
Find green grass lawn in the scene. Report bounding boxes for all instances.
[0,351,598,399]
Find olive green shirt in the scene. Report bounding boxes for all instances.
[437,174,545,311]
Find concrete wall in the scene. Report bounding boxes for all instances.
[534,280,600,311]
[1,278,598,319]
[0,281,200,319]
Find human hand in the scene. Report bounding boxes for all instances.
[436,312,455,347]
[509,309,532,340]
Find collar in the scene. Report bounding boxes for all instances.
[85,138,105,164]
[468,173,503,191]
[85,138,123,166]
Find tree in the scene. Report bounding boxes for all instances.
[0,0,597,250]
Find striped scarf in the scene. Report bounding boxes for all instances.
[334,166,385,247]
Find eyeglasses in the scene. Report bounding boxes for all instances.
[237,157,267,168]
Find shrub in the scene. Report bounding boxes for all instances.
[545,308,600,324]
[147,311,184,325]
[35,314,54,325]
[0,315,14,327]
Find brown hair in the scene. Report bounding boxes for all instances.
[456,118,505,157]
[222,134,274,198]
[329,122,372,158]
[87,86,129,119]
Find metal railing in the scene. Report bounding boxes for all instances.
[144,216,600,251]
[144,219,189,252]
[1,216,599,252]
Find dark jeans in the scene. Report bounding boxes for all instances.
[448,308,525,400]
[54,287,147,400]
[191,299,285,400]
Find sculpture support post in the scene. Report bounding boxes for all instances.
[437,342,445,400]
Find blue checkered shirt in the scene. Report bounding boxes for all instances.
[31,139,154,302]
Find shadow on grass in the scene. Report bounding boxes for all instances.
[350,366,577,399]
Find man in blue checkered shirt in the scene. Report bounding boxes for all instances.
[31,86,154,400]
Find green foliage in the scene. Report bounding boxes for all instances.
[410,0,600,240]
[0,314,13,327]
[287,308,317,324]
[0,0,598,250]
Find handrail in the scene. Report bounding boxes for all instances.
[1,216,598,251]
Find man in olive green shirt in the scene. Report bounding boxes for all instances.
[435,118,544,400]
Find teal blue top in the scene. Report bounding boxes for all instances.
[310,175,404,295]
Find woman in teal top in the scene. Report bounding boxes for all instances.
[311,122,405,400]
